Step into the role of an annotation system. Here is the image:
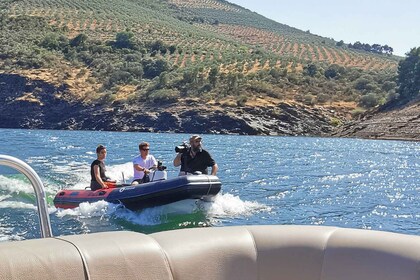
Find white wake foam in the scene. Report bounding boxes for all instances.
[55,200,120,218]
[0,201,37,210]
[0,175,34,194]
[0,194,12,201]
[204,193,271,217]
[0,227,24,242]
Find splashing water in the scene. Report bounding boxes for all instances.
[55,201,119,219]
[204,193,271,217]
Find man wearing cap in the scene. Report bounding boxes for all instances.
[173,135,218,176]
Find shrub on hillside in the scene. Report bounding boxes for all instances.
[351,108,366,118]
[316,93,330,104]
[303,94,315,105]
[304,64,318,77]
[40,33,69,51]
[70,34,88,49]
[147,89,179,104]
[236,95,248,106]
[354,75,376,92]
[248,80,274,94]
[386,90,399,102]
[142,59,169,79]
[382,81,397,92]
[324,64,346,79]
[106,70,133,87]
[359,93,380,108]
[122,62,144,79]
[113,32,136,49]
[330,117,342,126]
[208,66,219,87]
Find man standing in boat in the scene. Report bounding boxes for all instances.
[132,142,158,184]
[173,135,218,176]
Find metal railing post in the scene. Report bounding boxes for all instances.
[0,155,53,238]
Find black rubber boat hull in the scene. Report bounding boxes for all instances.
[54,175,221,211]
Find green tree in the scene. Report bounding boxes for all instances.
[40,34,68,51]
[208,66,219,87]
[354,75,376,92]
[226,73,240,93]
[336,40,345,47]
[114,32,135,49]
[359,93,380,108]
[147,89,179,104]
[397,47,420,102]
[150,40,167,54]
[324,64,344,79]
[304,64,318,77]
[182,68,199,84]
[382,81,397,92]
[157,72,168,88]
[70,33,88,48]
[142,59,169,79]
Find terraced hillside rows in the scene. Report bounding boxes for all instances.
[6,0,399,73]
[1,0,404,134]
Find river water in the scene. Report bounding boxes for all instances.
[0,128,418,241]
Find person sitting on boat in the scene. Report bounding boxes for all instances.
[132,142,158,184]
[173,135,218,176]
[90,145,115,191]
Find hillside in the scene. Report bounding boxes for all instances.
[0,0,411,139]
[332,99,420,141]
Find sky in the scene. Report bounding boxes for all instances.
[228,0,420,56]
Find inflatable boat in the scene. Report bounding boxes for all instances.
[53,173,221,211]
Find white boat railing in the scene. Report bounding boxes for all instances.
[0,155,53,238]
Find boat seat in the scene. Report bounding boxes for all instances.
[0,225,419,280]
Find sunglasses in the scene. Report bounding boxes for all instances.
[141,148,150,151]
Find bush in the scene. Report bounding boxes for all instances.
[304,64,318,77]
[303,94,315,105]
[147,89,179,104]
[122,62,144,79]
[236,95,248,106]
[351,108,366,118]
[382,80,397,92]
[142,59,169,79]
[386,90,399,102]
[40,34,68,51]
[354,76,376,92]
[114,32,136,49]
[70,34,88,48]
[359,93,380,108]
[316,93,330,104]
[107,70,133,87]
[330,117,342,126]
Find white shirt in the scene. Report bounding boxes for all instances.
[133,154,157,180]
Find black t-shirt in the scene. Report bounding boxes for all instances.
[181,148,216,174]
[90,160,108,182]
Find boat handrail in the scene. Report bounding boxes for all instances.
[0,155,53,238]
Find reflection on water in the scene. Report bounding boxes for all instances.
[0,128,419,241]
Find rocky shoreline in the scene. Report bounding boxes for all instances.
[332,100,420,141]
[0,73,335,136]
[1,73,418,141]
